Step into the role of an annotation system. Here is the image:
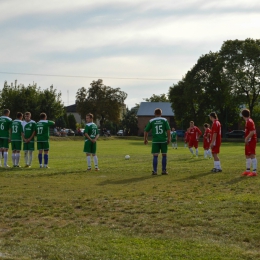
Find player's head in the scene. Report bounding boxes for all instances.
[241,109,250,119]
[190,121,194,127]
[203,123,209,129]
[16,112,23,120]
[209,112,218,121]
[86,113,94,123]
[172,127,175,131]
[3,109,10,116]
[24,112,31,122]
[40,113,47,120]
[154,108,162,116]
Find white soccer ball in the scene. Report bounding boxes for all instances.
[125,155,130,160]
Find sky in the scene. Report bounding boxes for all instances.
[1,0,260,109]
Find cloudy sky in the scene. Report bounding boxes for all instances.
[0,0,259,108]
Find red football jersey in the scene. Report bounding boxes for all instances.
[203,128,211,142]
[189,126,202,141]
[211,120,221,147]
[245,118,257,140]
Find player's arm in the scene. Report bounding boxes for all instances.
[92,133,99,143]
[144,131,148,145]
[167,129,171,144]
[27,131,36,142]
[245,130,255,143]
[210,133,217,148]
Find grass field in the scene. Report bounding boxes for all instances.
[0,137,260,260]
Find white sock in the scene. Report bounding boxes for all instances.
[189,148,194,154]
[93,155,98,168]
[29,151,33,165]
[4,152,8,166]
[252,158,257,171]
[172,143,174,148]
[175,143,178,148]
[246,158,251,171]
[195,149,198,156]
[24,151,28,165]
[16,153,21,166]
[204,151,207,158]
[207,149,212,158]
[0,152,2,166]
[12,153,16,165]
[215,161,221,170]
[87,156,91,168]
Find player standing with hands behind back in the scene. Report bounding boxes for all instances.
[144,108,171,175]
[241,109,257,177]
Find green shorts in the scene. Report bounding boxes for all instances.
[83,140,97,154]
[11,141,22,151]
[0,138,9,149]
[23,142,35,151]
[171,139,177,143]
[151,142,168,154]
[37,142,50,151]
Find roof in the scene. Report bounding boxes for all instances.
[65,104,77,113]
[137,102,174,116]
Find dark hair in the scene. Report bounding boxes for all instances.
[154,108,162,115]
[40,113,47,120]
[24,112,31,116]
[204,123,208,128]
[3,109,10,115]
[86,113,94,119]
[17,112,23,118]
[209,112,217,119]
[241,109,250,118]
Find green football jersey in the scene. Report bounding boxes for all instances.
[171,131,177,140]
[84,123,99,139]
[22,120,36,141]
[11,119,23,141]
[145,117,170,143]
[0,116,12,139]
[36,120,55,142]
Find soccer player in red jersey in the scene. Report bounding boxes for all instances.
[188,121,202,158]
[241,109,257,177]
[209,112,222,172]
[203,123,212,159]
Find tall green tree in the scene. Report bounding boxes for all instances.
[219,38,260,116]
[0,82,64,120]
[75,79,127,129]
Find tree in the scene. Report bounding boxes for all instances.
[67,114,77,130]
[75,79,127,129]
[120,108,138,136]
[0,82,64,120]
[143,93,169,102]
[219,38,260,116]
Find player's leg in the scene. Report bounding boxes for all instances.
[188,140,195,157]
[194,141,199,158]
[246,141,257,177]
[207,149,212,158]
[175,141,178,149]
[3,139,10,167]
[84,140,92,170]
[11,141,16,166]
[91,143,99,170]
[151,143,159,175]
[37,142,44,168]
[0,139,3,167]
[161,143,168,175]
[24,142,29,167]
[211,146,221,172]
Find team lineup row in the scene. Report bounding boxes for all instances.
[144,108,258,177]
[0,110,99,170]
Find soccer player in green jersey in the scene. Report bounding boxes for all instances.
[171,127,178,149]
[0,109,12,167]
[144,108,171,175]
[11,112,23,167]
[36,113,55,168]
[22,112,36,168]
[83,113,99,171]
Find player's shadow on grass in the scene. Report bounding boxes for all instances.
[225,176,248,185]
[98,175,156,185]
[176,171,214,181]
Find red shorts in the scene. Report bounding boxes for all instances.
[211,145,220,154]
[189,139,198,149]
[203,140,210,150]
[245,140,256,156]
